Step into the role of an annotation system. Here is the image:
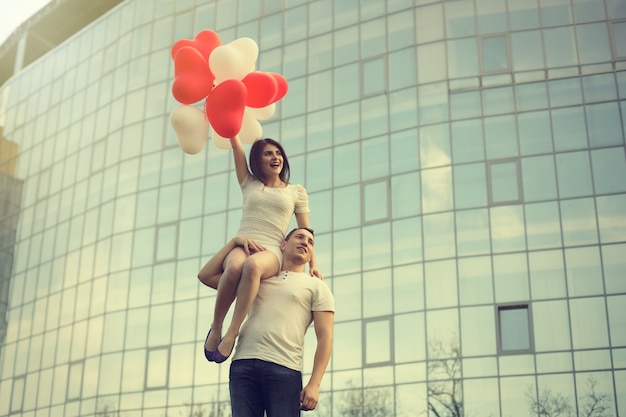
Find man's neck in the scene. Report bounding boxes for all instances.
[280,261,307,273]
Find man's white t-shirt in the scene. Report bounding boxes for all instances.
[232,270,335,371]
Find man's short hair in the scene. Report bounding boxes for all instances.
[285,227,315,241]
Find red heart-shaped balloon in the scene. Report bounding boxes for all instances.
[268,72,288,103]
[172,46,215,104]
[205,79,247,138]
[242,71,278,108]
[171,30,221,61]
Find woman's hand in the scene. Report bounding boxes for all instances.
[233,236,265,256]
[309,266,323,280]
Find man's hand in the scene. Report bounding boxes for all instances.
[233,236,265,256]
[299,383,319,411]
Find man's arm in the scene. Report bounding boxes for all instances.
[197,236,264,289]
[300,311,334,411]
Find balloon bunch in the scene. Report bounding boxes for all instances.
[169,30,288,153]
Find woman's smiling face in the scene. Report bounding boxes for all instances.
[261,143,283,176]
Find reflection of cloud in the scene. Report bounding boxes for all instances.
[421,167,452,213]
[490,205,525,239]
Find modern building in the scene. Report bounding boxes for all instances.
[0,0,625,416]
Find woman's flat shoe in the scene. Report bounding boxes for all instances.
[212,338,234,363]
[204,329,215,362]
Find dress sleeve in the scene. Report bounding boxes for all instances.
[294,184,310,214]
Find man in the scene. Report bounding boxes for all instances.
[198,228,334,416]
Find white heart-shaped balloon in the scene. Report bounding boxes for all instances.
[170,105,209,154]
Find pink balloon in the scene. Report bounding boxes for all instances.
[172,46,215,104]
[171,30,221,61]
[269,73,288,103]
[242,72,278,108]
[205,79,247,138]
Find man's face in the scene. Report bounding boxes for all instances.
[282,229,315,264]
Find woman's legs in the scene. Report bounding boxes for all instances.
[205,248,246,353]
[215,251,280,359]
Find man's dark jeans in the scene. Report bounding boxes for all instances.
[229,359,303,417]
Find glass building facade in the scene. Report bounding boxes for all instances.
[0,0,625,416]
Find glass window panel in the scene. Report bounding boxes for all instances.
[596,194,626,244]
[501,376,536,417]
[525,202,562,250]
[363,320,392,366]
[416,4,444,44]
[587,103,623,148]
[423,212,455,260]
[476,0,507,33]
[461,306,497,356]
[573,0,607,22]
[284,5,306,41]
[511,31,544,71]
[570,298,610,349]
[612,21,626,58]
[149,304,172,346]
[389,48,416,91]
[420,124,451,169]
[146,347,169,389]
[426,308,459,356]
[452,119,485,163]
[98,353,123,396]
[483,86,514,116]
[333,321,362,370]
[334,185,361,229]
[333,228,362,275]
[522,156,557,202]
[334,26,359,66]
[387,11,414,50]
[333,273,361,322]
[334,63,360,105]
[395,313,426,363]
[458,256,493,305]
[307,109,333,152]
[364,180,390,223]
[481,35,509,73]
[541,0,574,26]
[592,147,626,194]
[334,102,360,145]
[515,82,549,112]
[565,246,604,297]
[307,70,332,112]
[390,88,418,132]
[418,82,449,126]
[363,269,392,317]
[283,77,305,118]
[456,209,491,256]
[560,197,599,245]
[498,305,532,352]
[448,38,479,79]
[445,0,476,37]
[549,77,583,107]
[425,260,457,309]
[422,167,453,213]
[392,217,423,264]
[490,205,526,253]
[360,96,388,141]
[529,250,567,299]
[362,136,389,181]
[391,172,421,219]
[283,41,306,79]
[494,253,530,303]
[360,18,386,59]
[417,42,447,84]
[489,160,520,204]
[362,223,391,270]
[454,163,488,209]
[508,0,540,30]
[603,244,626,294]
[608,295,626,346]
[120,349,146,392]
[577,22,612,65]
[583,73,618,102]
[362,58,387,96]
[450,90,482,120]
[543,27,577,67]
[393,264,424,313]
[484,115,518,159]
[334,142,360,187]
[110,232,132,272]
[556,151,593,198]
[306,148,332,192]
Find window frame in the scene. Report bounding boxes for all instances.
[495,303,534,355]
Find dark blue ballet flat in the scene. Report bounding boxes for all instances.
[204,329,215,362]
[212,338,234,364]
